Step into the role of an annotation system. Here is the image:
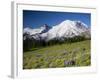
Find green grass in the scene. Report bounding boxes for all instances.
[23,40,91,69]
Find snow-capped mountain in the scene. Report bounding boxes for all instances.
[24,24,50,35]
[41,20,90,41]
[23,24,51,40]
[24,20,90,41]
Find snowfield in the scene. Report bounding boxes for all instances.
[24,20,90,41]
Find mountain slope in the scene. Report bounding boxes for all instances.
[24,24,50,35]
[24,20,90,41]
[24,24,51,40]
[41,20,90,41]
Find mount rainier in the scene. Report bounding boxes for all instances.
[23,20,90,41]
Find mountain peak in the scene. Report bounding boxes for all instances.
[63,20,73,23]
[41,24,51,30]
[24,20,90,41]
[59,20,74,25]
[24,24,51,36]
[44,20,89,40]
[75,20,88,29]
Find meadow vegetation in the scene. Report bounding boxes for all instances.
[23,40,91,69]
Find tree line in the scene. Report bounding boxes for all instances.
[23,33,90,52]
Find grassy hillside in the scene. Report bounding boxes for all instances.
[23,40,91,69]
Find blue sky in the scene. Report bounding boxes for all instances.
[23,10,91,28]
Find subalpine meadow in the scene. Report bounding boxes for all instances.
[23,40,90,69]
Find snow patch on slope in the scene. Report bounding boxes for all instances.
[24,20,90,41]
